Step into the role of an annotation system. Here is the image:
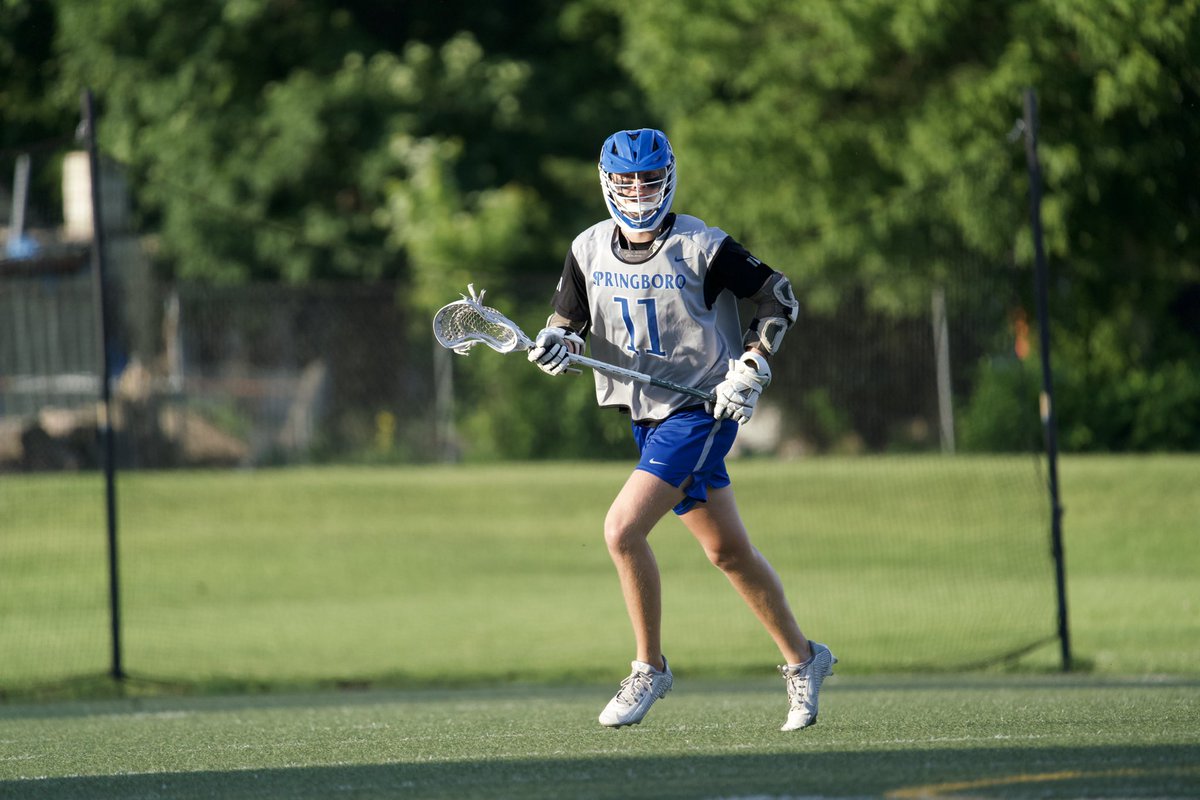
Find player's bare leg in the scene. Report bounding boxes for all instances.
[681,485,837,730]
[680,485,809,664]
[597,469,681,727]
[603,469,683,669]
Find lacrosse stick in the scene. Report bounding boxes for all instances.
[433,285,716,403]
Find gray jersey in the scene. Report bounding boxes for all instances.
[565,214,744,421]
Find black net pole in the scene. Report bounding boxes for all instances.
[1022,88,1071,672]
[82,88,125,682]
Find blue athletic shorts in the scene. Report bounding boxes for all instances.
[631,407,739,516]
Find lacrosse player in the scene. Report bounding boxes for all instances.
[529,128,836,731]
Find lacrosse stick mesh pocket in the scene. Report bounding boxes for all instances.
[434,302,522,354]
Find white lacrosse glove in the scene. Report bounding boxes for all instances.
[709,351,772,424]
[527,327,585,376]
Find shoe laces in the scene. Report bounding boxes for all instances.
[781,665,812,708]
[616,670,655,705]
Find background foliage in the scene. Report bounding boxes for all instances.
[3,0,1197,452]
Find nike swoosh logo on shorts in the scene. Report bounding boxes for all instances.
[649,458,669,465]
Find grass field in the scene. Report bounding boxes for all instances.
[2,454,1196,691]
[1,454,1197,797]
[1,675,1196,798]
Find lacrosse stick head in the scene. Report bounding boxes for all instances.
[432,284,534,355]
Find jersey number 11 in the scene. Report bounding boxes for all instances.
[613,296,667,358]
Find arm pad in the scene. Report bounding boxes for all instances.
[742,273,798,355]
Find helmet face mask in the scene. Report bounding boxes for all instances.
[598,129,677,234]
[604,168,671,225]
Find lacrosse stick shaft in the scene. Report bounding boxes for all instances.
[568,353,716,403]
[431,285,715,402]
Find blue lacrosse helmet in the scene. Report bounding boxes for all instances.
[598,128,677,234]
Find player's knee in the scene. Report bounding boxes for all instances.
[603,514,640,555]
[706,540,754,573]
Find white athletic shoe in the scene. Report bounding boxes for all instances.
[598,657,673,728]
[779,642,837,731]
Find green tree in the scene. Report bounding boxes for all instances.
[39,1,646,304]
[610,0,1200,450]
[47,1,538,292]
[0,0,74,147]
[5,0,653,460]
